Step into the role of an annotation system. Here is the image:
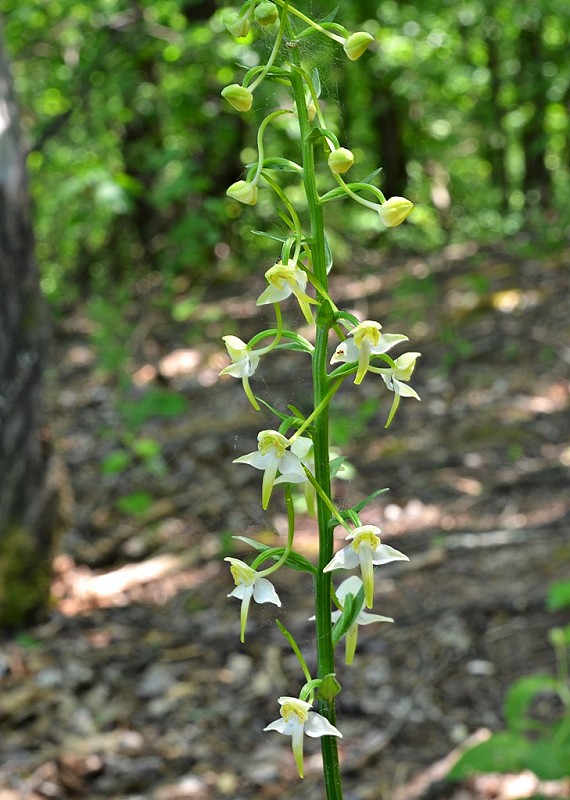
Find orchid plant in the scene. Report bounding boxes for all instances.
[218,3,419,796]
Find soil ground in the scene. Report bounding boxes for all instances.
[1,239,569,800]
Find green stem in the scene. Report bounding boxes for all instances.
[273,0,346,44]
[260,172,304,259]
[289,55,344,800]
[289,378,342,442]
[248,8,288,91]
[252,109,292,185]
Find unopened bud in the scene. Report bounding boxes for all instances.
[378,196,414,227]
[227,180,258,205]
[307,99,316,122]
[254,1,278,25]
[221,84,253,112]
[343,31,374,61]
[328,147,355,175]
[224,11,250,37]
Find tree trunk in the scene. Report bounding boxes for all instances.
[0,29,63,628]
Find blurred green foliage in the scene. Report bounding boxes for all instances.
[3,0,570,306]
[449,581,570,783]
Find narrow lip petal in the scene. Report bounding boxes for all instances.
[261,455,280,509]
[291,721,305,778]
[239,585,253,642]
[358,544,375,608]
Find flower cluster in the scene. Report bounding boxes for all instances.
[217,0,420,787]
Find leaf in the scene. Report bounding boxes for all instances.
[329,456,346,478]
[524,738,570,780]
[316,299,335,327]
[547,579,570,611]
[117,491,153,516]
[232,538,317,575]
[256,397,289,421]
[504,673,559,731]
[349,488,390,515]
[320,7,339,24]
[448,732,530,779]
[311,67,321,99]
[332,587,365,646]
[316,673,341,701]
[324,233,334,273]
[251,229,287,243]
[101,449,131,475]
[361,166,384,185]
[260,157,303,174]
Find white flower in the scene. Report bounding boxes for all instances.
[331,576,393,664]
[373,351,421,427]
[330,320,408,385]
[323,525,408,608]
[263,696,342,778]
[233,430,307,509]
[257,261,314,324]
[225,557,281,642]
[219,335,260,378]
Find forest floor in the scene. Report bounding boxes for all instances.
[1,238,570,800]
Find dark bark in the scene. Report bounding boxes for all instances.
[519,24,551,209]
[0,29,63,628]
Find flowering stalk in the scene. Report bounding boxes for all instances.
[218,3,419,796]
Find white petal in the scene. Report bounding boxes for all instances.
[330,338,358,365]
[356,611,394,625]
[369,333,409,354]
[336,575,363,602]
[252,578,281,606]
[393,378,420,399]
[228,584,246,599]
[263,718,290,735]
[233,451,271,470]
[290,436,313,460]
[220,360,251,378]
[371,543,409,565]
[257,284,292,305]
[304,712,342,738]
[323,545,360,572]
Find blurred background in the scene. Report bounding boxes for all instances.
[0,1,569,799]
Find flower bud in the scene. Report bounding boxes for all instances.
[307,99,316,122]
[343,31,374,61]
[221,84,253,112]
[378,196,414,227]
[328,147,355,175]
[224,11,250,37]
[254,1,278,26]
[226,180,258,205]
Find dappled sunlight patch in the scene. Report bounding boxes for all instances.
[491,287,541,313]
[158,348,202,379]
[506,380,569,417]
[52,552,220,615]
